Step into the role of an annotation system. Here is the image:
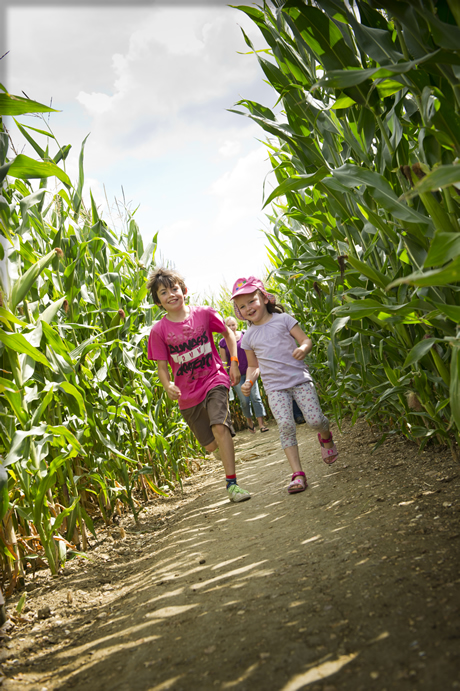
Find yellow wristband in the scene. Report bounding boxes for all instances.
[230,356,239,364]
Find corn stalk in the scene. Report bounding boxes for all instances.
[235,0,460,452]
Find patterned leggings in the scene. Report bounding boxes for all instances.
[267,382,329,449]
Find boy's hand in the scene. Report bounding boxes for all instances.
[241,379,252,396]
[292,346,307,361]
[166,382,181,400]
[229,362,241,387]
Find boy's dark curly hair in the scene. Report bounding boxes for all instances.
[147,267,187,305]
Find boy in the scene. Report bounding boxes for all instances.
[147,267,251,503]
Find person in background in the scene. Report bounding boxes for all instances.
[219,316,269,434]
[293,399,305,424]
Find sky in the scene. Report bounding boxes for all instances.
[3,0,278,299]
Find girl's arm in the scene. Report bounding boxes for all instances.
[157,360,181,400]
[221,326,241,386]
[241,349,260,395]
[290,324,313,360]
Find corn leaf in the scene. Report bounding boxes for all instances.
[387,256,460,288]
[8,155,71,187]
[0,329,51,368]
[403,338,439,368]
[10,249,58,311]
[0,93,58,116]
[450,346,460,432]
[404,164,460,199]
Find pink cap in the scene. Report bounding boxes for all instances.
[230,276,275,320]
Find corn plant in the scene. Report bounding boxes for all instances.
[0,85,200,593]
[234,0,460,454]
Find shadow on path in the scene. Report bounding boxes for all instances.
[2,420,460,691]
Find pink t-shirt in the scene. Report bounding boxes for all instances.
[147,306,230,410]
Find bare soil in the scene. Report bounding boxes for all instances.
[1,419,459,691]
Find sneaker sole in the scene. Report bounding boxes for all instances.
[229,493,251,503]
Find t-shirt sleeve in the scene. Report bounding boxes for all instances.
[218,337,226,348]
[208,308,227,334]
[284,313,298,332]
[147,323,169,361]
[241,330,252,351]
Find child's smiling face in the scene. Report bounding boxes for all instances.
[233,290,269,325]
[156,281,187,313]
[225,317,238,333]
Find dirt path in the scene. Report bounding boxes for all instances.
[1,420,459,691]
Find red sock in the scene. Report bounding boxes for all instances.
[226,474,237,488]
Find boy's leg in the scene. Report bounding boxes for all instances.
[210,424,236,476]
[205,386,250,502]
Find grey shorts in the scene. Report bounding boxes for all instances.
[181,385,235,447]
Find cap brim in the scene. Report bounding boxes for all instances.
[230,285,259,300]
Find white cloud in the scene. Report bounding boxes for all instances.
[209,146,273,234]
[77,92,113,116]
[73,7,268,158]
[218,140,242,157]
[7,3,279,295]
[6,7,150,101]
[161,219,196,239]
[152,146,274,295]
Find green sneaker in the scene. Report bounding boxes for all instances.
[227,484,251,503]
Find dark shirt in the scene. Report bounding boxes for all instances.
[219,331,248,375]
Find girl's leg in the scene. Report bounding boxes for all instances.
[249,380,267,430]
[292,381,329,433]
[293,383,338,461]
[283,444,303,474]
[267,389,303,472]
[233,375,253,421]
[267,390,296,448]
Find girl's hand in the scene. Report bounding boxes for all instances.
[166,383,181,400]
[292,346,307,360]
[241,380,252,396]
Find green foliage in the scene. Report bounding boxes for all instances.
[0,99,200,588]
[236,0,460,452]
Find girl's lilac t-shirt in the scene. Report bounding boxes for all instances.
[148,306,230,410]
[241,312,313,392]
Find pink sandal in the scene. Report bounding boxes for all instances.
[288,471,307,494]
[318,432,338,464]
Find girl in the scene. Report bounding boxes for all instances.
[219,316,269,433]
[231,276,338,494]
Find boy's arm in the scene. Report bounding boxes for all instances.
[157,360,181,400]
[219,346,229,371]
[221,326,241,386]
[290,324,313,361]
[241,350,260,396]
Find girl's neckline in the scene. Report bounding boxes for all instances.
[252,313,274,327]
